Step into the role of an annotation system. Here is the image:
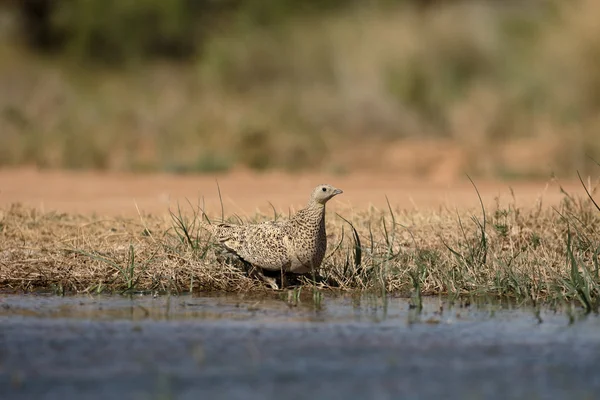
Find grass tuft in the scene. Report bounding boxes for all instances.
[563,229,599,313]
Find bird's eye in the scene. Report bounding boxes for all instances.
[322,187,327,192]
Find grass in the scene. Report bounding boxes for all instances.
[1,178,599,311]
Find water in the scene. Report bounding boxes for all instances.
[1,293,599,400]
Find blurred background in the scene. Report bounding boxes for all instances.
[0,0,598,180]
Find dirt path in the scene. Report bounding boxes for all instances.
[0,168,585,217]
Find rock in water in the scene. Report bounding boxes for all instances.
[206,184,343,274]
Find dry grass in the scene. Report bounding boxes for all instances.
[1,180,599,310]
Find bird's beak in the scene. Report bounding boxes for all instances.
[334,188,343,195]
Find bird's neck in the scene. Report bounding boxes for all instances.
[295,200,326,224]
[307,199,325,212]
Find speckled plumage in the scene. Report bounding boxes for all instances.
[206,184,343,274]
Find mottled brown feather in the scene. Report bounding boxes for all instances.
[207,184,342,273]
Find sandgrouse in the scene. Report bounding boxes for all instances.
[206,184,343,276]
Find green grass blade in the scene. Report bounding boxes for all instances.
[577,170,600,213]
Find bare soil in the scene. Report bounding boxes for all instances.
[0,168,584,217]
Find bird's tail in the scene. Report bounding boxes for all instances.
[200,222,215,235]
[204,222,243,245]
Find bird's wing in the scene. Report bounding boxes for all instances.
[210,221,292,271]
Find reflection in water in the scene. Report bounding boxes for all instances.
[0,292,591,327]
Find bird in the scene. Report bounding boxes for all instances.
[205,184,343,283]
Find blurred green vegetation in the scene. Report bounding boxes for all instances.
[0,0,599,176]
[16,0,361,63]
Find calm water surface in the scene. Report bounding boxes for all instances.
[1,292,599,400]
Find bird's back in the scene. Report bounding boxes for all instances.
[209,220,292,271]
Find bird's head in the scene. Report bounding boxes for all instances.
[311,184,343,205]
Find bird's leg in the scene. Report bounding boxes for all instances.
[258,270,279,290]
[248,266,279,290]
[280,267,287,289]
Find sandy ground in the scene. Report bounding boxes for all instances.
[0,168,587,217]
